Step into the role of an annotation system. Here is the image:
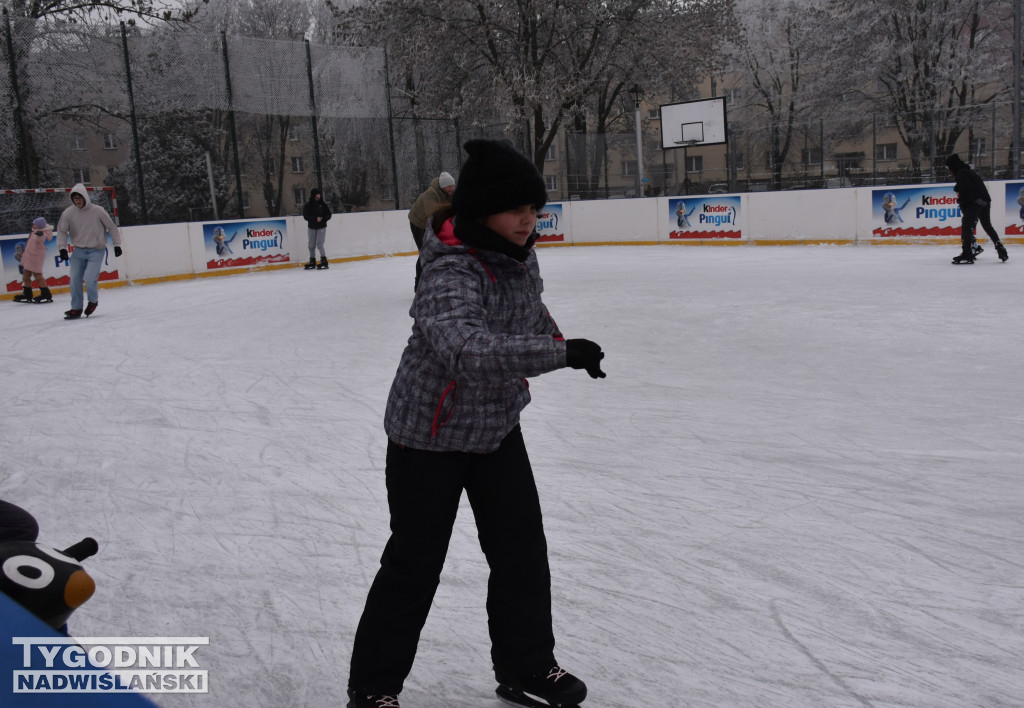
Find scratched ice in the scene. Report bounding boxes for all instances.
[2,245,1022,707]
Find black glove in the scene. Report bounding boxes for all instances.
[114,246,122,257]
[59,249,68,262]
[566,339,606,379]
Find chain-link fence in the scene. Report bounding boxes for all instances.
[552,102,1020,201]
[3,12,1021,231]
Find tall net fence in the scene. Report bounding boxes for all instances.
[3,13,1021,228]
[1,15,394,226]
[553,102,1020,201]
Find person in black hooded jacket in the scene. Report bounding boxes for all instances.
[302,188,332,269]
[945,154,1008,264]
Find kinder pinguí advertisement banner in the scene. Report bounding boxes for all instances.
[536,204,565,242]
[1,237,118,292]
[203,220,289,270]
[668,197,741,239]
[871,186,962,238]
[1004,182,1024,236]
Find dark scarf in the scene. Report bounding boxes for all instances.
[453,216,535,263]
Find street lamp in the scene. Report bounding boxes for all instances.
[629,84,644,197]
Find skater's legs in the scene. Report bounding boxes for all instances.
[77,248,105,306]
[307,228,317,260]
[978,203,1002,244]
[68,248,87,309]
[465,427,556,677]
[348,442,466,695]
[960,209,979,255]
[410,224,425,290]
[314,228,327,259]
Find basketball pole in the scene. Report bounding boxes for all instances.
[630,85,644,198]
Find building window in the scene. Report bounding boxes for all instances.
[294,187,307,207]
[75,167,91,184]
[729,151,745,170]
[287,124,301,141]
[971,137,987,157]
[73,134,86,151]
[621,159,638,177]
[724,87,743,105]
[103,132,117,150]
[545,143,557,161]
[647,108,660,120]
[802,148,822,166]
[241,191,250,210]
[544,175,558,191]
[291,156,304,173]
[685,155,703,173]
[875,143,898,161]
[835,152,864,170]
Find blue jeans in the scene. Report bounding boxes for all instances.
[69,247,106,310]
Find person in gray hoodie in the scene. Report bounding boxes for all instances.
[56,184,122,319]
[346,140,604,708]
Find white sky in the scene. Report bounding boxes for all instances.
[2,244,1022,707]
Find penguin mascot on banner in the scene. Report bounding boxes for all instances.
[0,499,98,633]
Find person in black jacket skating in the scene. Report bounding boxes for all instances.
[945,154,1008,264]
[302,188,332,269]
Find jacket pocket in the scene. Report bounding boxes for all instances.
[431,380,457,437]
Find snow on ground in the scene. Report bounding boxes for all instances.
[2,244,1022,708]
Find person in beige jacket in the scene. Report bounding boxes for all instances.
[56,184,122,319]
[407,171,455,291]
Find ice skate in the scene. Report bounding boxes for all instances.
[304,257,317,270]
[971,242,983,257]
[33,287,53,303]
[13,286,34,303]
[317,256,329,269]
[84,301,97,317]
[64,308,82,319]
[996,243,1009,262]
[346,689,400,707]
[496,665,587,707]
[951,252,975,265]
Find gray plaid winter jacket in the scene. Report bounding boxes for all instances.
[383,216,568,453]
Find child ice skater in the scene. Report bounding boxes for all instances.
[12,217,55,303]
[346,139,606,708]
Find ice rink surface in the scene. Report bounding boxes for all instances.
[2,244,1022,708]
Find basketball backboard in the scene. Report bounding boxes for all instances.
[660,97,727,150]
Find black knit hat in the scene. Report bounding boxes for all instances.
[945,154,967,171]
[451,139,548,219]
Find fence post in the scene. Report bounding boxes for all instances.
[383,49,400,209]
[455,117,462,169]
[819,119,824,185]
[871,113,877,185]
[120,22,148,224]
[221,31,245,218]
[3,9,30,187]
[991,102,997,177]
[304,40,323,194]
[1015,0,1021,179]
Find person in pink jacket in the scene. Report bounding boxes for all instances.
[12,217,55,304]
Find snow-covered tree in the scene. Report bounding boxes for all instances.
[830,0,1009,179]
[330,0,733,173]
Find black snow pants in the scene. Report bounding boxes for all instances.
[348,425,556,695]
[961,200,1002,253]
